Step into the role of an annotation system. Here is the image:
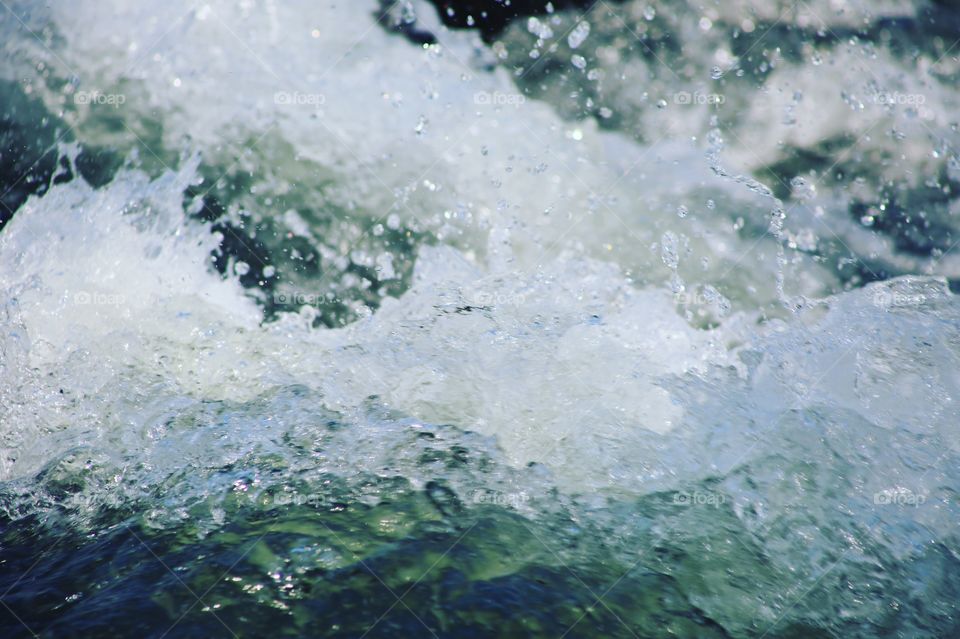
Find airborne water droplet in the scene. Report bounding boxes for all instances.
[399,1,416,24]
[661,231,679,269]
[568,21,590,49]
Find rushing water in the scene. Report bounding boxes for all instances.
[1,1,959,637]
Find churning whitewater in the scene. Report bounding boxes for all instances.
[1,0,959,637]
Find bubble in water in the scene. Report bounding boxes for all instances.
[710,66,724,80]
[234,261,250,276]
[676,204,688,218]
[571,54,587,70]
[643,5,656,20]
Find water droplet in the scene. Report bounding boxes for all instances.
[568,21,590,49]
[790,176,816,200]
[661,231,679,269]
[527,17,553,39]
[702,285,731,316]
[400,1,416,24]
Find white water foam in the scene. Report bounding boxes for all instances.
[2,0,839,310]
[2,151,957,499]
[0,0,955,496]
[0,156,742,487]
